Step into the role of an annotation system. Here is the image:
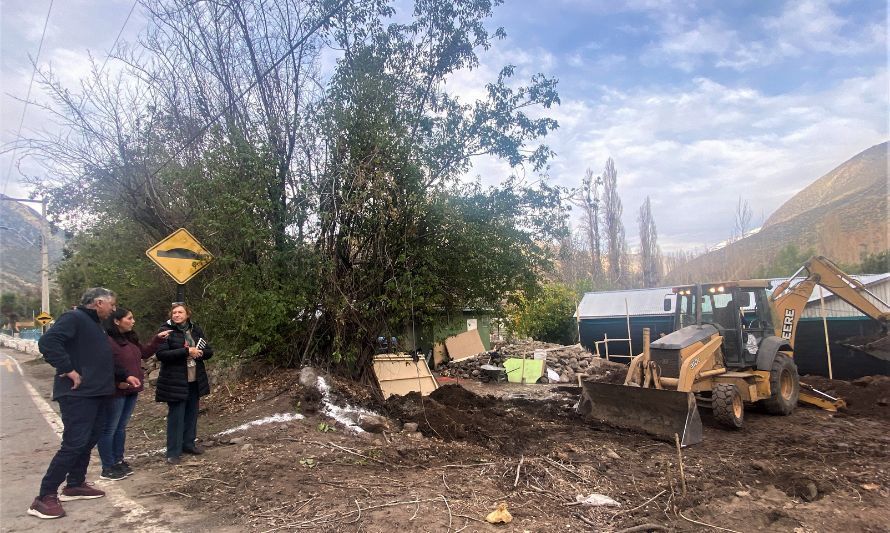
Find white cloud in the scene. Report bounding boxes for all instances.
[464,55,888,251]
[645,0,886,71]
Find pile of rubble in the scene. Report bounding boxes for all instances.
[437,340,627,384]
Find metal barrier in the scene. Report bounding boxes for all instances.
[18,328,42,341]
[593,333,635,362]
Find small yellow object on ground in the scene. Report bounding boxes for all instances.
[485,502,513,524]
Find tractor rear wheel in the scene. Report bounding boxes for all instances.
[712,383,744,429]
[762,353,799,415]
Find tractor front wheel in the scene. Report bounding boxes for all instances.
[713,383,744,429]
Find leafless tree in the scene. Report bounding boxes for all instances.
[601,157,626,285]
[638,196,662,288]
[733,196,753,242]
[571,168,603,283]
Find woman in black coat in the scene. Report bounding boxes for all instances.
[155,303,213,464]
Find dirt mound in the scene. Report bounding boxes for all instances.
[384,385,581,453]
[801,375,890,420]
[429,383,490,409]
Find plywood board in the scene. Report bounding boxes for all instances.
[444,329,486,362]
[503,358,545,384]
[433,343,447,368]
[373,354,439,399]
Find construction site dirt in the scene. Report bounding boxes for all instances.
[89,358,889,533]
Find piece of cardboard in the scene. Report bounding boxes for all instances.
[444,329,486,362]
[373,354,439,399]
[433,343,447,368]
[503,358,545,384]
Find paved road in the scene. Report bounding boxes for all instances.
[0,346,222,532]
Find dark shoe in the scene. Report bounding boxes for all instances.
[59,482,105,501]
[166,456,181,465]
[115,461,134,476]
[182,445,204,455]
[27,494,65,519]
[100,466,127,481]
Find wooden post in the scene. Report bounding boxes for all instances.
[604,333,610,361]
[819,287,833,380]
[625,298,633,356]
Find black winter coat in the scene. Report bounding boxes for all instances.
[39,306,128,400]
[154,321,214,402]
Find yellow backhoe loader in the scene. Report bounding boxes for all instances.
[578,256,889,446]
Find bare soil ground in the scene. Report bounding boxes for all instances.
[121,363,890,532]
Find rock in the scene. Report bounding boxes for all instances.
[604,449,621,460]
[852,376,874,387]
[241,443,254,452]
[751,460,771,472]
[408,431,424,439]
[357,413,390,433]
[801,482,818,502]
[403,422,419,433]
[148,369,160,385]
[861,483,880,491]
[735,490,750,497]
[229,436,246,445]
[299,367,319,388]
[877,398,888,407]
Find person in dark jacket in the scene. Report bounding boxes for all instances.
[29,287,140,520]
[155,302,213,464]
[97,307,170,480]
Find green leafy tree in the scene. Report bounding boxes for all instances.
[852,251,890,274]
[753,244,816,278]
[509,283,578,345]
[26,0,564,372]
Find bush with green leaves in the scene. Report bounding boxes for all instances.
[509,283,578,345]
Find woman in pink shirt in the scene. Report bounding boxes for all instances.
[97,307,170,480]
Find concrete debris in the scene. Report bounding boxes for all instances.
[438,340,627,384]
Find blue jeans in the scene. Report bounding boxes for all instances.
[97,394,138,469]
[39,395,111,497]
[166,382,199,458]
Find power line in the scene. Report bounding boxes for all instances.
[98,0,138,77]
[3,0,54,195]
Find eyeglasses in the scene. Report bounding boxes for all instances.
[171,301,186,306]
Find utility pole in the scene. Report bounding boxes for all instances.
[1,195,50,314]
[40,198,49,314]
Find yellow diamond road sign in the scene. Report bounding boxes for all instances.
[146,228,213,284]
[36,312,53,325]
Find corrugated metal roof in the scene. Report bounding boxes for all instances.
[577,286,675,318]
[577,273,889,320]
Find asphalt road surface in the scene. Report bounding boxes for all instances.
[0,345,224,532]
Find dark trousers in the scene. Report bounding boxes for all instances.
[39,395,111,497]
[166,382,199,458]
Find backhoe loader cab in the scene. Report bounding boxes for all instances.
[671,280,776,369]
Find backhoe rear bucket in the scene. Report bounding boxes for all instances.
[842,332,890,361]
[578,382,703,447]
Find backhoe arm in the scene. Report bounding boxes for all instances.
[770,256,890,348]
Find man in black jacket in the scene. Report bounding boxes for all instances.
[28,287,140,520]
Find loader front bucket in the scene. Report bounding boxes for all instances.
[578,382,703,447]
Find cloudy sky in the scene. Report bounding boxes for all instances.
[1,0,887,251]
